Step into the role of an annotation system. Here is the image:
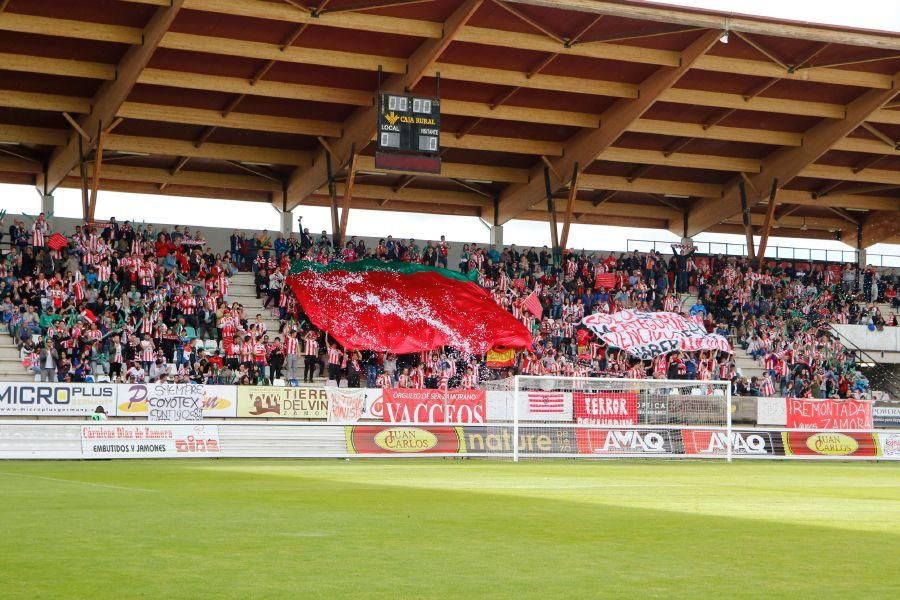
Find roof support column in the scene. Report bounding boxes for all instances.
[544,167,560,264]
[738,180,756,260]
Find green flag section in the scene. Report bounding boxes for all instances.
[289,258,479,283]
[286,260,531,354]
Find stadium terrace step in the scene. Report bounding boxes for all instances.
[0,345,22,361]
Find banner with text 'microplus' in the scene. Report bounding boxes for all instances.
[0,383,116,416]
[581,309,732,359]
[81,424,220,458]
[785,398,873,429]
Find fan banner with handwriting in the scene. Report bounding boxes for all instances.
[581,309,732,360]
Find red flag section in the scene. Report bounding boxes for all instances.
[594,273,616,289]
[523,291,543,319]
[286,262,532,355]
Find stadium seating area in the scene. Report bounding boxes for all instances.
[0,215,889,398]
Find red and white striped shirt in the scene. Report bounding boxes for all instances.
[253,342,267,363]
[304,337,319,357]
[240,342,254,363]
[32,218,48,247]
[376,373,393,388]
[139,340,155,362]
[284,335,298,355]
[97,263,111,282]
[327,347,343,365]
[180,296,196,315]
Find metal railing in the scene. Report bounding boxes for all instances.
[626,239,900,267]
[828,324,900,400]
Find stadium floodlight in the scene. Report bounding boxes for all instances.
[720,30,729,43]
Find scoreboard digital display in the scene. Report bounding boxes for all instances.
[376,92,441,174]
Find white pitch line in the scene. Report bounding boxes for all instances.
[0,471,158,493]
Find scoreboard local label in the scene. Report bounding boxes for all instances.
[376,93,441,174]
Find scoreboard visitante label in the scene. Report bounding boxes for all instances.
[376,92,441,174]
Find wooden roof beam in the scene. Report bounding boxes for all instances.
[42,1,184,194]
[490,0,566,45]
[284,0,485,211]
[860,210,900,247]
[319,0,436,16]
[496,29,721,224]
[686,76,900,237]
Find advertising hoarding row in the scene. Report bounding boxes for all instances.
[342,426,899,458]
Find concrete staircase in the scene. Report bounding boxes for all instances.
[679,289,766,381]
[228,272,282,340]
[228,272,326,386]
[0,337,30,383]
[0,272,288,384]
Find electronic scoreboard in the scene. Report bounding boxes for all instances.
[375,92,441,174]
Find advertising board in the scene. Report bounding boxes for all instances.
[874,403,900,428]
[573,391,638,425]
[460,426,577,455]
[681,429,781,456]
[756,397,787,426]
[116,384,236,418]
[575,428,677,455]
[877,432,900,456]
[520,391,573,422]
[345,425,464,454]
[0,383,115,416]
[382,389,486,423]
[781,431,880,457]
[80,424,220,458]
[237,387,328,419]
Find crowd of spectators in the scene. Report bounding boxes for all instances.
[0,214,888,399]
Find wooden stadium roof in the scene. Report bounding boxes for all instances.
[2,0,900,248]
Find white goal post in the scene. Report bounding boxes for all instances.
[483,376,733,462]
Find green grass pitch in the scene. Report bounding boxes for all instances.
[0,459,898,599]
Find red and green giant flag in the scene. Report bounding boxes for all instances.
[286,260,532,355]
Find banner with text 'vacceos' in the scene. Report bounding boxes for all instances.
[581,309,732,359]
[382,389,486,423]
[81,424,220,458]
[0,383,115,416]
[786,398,873,429]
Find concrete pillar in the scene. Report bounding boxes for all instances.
[41,194,54,217]
[858,248,867,269]
[490,225,503,247]
[279,209,292,238]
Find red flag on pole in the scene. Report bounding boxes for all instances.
[523,291,543,319]
[594,273,616,289]
[47,233,68,251]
